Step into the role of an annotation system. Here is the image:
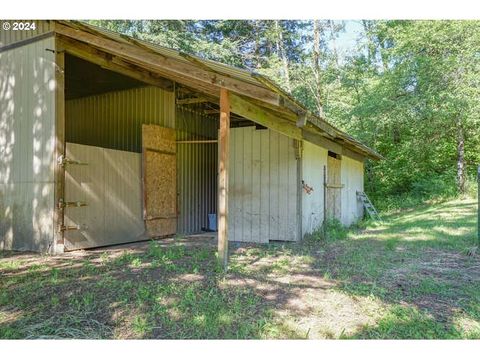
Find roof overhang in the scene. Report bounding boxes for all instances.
[52,20,383,161]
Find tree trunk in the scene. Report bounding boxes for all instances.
[312,20,324,116]
[274,20,291,93]
[456,117,466,193]
[328,20,340,69]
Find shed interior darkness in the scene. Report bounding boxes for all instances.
[65,54,146,100]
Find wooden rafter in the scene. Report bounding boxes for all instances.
[58,36,174,91]
[54,22,282,106]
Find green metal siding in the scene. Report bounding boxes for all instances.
[65,86,218,237]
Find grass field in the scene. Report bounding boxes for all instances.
[1,197,479,339]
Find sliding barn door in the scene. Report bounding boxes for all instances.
[142,125,177,237]
[326,155,342,220]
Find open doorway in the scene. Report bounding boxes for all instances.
[62,54,218,250]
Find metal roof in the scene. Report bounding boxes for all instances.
[57,20,382,160]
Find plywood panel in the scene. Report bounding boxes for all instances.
[228,127,298,243]
[142,125,177,237]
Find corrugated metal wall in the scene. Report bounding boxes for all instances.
[341,155,364,226]
[64,143,145,250]
[0,37,56,252]
[176,105,217,235]
[0,20,53,47]
[228,126,298,243]
[65,86,218,238]
[66,86,175,152]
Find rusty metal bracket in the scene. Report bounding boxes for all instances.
[58,199,87,209]
[57,155,88,167]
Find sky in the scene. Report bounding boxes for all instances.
[333,20,365,62]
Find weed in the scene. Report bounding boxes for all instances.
[132,315,152,337]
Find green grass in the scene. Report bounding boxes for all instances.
[0,197,478,339]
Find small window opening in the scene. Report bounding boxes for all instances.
[328,151,342,160]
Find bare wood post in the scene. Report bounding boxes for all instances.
[53,40,65,253]
[218,88,230,269]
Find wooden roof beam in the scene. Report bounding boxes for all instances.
[58,36,174,91]
[176,96,209,105]
[54,23,282,107]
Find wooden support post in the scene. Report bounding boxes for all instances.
[53,39,66,254]
[218,88,230,270]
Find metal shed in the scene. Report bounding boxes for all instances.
[0,21,381,264]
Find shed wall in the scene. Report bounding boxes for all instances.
[301,141,328,235]
[0,37,56,252]
[0,21,54,47]
[340,155,364,226]
[228,126,298,243]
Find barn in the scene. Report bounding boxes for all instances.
[0,21,382,263]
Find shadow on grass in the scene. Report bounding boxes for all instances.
[0,198,479,339]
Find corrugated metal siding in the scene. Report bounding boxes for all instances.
[65,87,217,238]
[176,105,217,235]
[302,141,328,235]
[229,127,298,243]
[64,143,145,250]
[0,37,56,252]
[341,155,364,226]
[66,86,175,152]
[0,20,53,47]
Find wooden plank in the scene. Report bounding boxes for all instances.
[227,126,236,242]
[55,23,281,106]
[259,129,270,243]
[251,129,261,243]
[295,140,303,242]
[53,39,65,252]
[278,135,289,240]
[243,127,253,243]
[326,156,342,220]
[269,131,280,240]
[176,140,217,144]
[302,129,343,155]
[230,93,302,141]
[176,96,208,105]
[218,88,230,269]
[343,147,366,163]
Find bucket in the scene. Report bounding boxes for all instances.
[208,214,217,231]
